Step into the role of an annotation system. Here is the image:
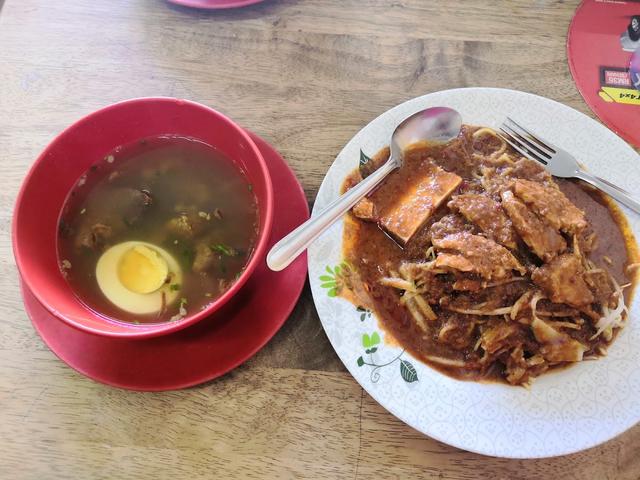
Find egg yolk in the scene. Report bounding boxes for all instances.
[117,245,169,294]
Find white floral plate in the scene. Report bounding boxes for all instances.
[308,88,640,458]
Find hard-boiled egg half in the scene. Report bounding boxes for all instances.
[96,241,182,314]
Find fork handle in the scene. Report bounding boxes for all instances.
[574,170,640,214]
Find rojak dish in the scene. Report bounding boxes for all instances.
[340,125,639,386]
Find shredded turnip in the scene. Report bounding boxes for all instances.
[425,246,436,261]
[413,294,437,321]
[585,269,606,277]
[510,290,532,320]
[590,274,628,340]
[529,291,544,323]
[424,355,467,368]
[438,323,455,340]
[404,296,427,331]
[447,306,512,316]
[572,234,583,260]
[380,277,414,291]
[485,277,526,288]
[537,310,578,317]
[548,321,581,330]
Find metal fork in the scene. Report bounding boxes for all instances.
[498,118,640,214]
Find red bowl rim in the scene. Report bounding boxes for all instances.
[12,97,274,339]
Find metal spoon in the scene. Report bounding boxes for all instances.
[266,107,463,272]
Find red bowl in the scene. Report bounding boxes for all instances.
[13,98,274,339]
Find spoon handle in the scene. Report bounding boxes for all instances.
[267,159,398,271]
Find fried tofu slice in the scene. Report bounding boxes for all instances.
[531,317,586,362]
[351,197,377,221]
[434,253,475,273]
[379,165,461,243]
[351,160,462,243]
[532,254,595,308]
[432,232,526,280]
[513,179,587,234]
[448,193,517,249]
[500,190,567,262]
[428,214,472,242]
[480,158,553,197]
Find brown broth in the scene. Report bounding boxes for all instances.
[57,135,258,324]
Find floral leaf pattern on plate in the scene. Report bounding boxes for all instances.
[399,359,419,383]
[359,149,371,167]
[319,261,353,297]
[356,330,415,383]
[356,306,372,322]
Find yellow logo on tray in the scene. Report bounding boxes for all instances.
[598,87,640,105]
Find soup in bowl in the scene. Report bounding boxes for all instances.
[13,98,274,338]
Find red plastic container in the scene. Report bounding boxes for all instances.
[13,97,274,339]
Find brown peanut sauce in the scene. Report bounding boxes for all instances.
[340,127,638,384]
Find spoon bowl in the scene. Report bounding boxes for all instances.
[391,107,463,162]
[266,106,462,272]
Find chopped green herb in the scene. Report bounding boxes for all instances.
[169,284,180,291]
[179,297,188,308]
[210,243,237,257]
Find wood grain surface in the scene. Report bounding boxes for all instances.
[1,0,639,478]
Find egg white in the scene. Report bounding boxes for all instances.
[96,241,182,315]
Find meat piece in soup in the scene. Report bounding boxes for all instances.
[57,135,259,324]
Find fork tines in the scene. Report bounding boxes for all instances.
[498,118,557,166]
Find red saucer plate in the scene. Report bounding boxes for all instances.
[167,0,265,9]
[21,132,308,391]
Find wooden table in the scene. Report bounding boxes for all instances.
[1,0,639,478]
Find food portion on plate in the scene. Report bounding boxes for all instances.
[340,124,639,386]
[57,135,259,324]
